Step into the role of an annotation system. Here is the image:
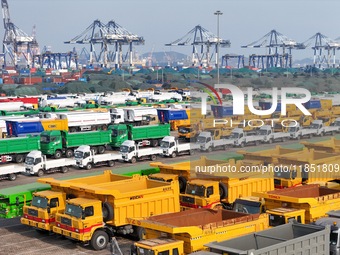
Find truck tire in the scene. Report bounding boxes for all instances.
[102,202,114,222]
[133,226,146,241]
[189,150,195,156]
[255,140,260,146]
[171,152,177,158]
[178,176,187,193]
[130,157,137,164]
[37,169,44,177]
[69,127,77,133]
[151,140,158,147]
[101,124,108,131]
[320,132,324,137]
[207,146,212,152]
[268,138,273,144]
[85,163,92,170]
[54,151,62,159]
[219,182,228,199]
[15,154,24,163]
[107,160,115,167]
[8,173,16,181]
[65,149,73,158]
[91,230,109,251]
[60,166,68,173]
[91,147,98,155]
[240,142,245,148]
[98,146,106,154]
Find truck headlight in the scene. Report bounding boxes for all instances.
[42,219,45,223]
[75,229,79,233]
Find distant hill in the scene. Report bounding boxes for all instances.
[141,51,189,66]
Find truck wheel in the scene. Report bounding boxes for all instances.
[85,163,92,170]
[255,140,260,146]
[65,149,73,158]
[8,173,16,181]
[54,151,62,159]
[90,230,109,251]
[69,127,77,133]
[320,132,324,137]
[102,202,114,222]
[296,136,301,140]
[91,147,98,155]
[207,146,212,152]
[131,157,137,164]
[101,124,108,131]
[133,226,146,240]
[151,140,158,147]
[98,146,105,154]
[219,182,228,199]
[189,150,195,156]
[171,152,177,158]
[150,154,157,161]
[61,166,68,173]
[37,169,44,177]
[268,138,273,144]
[15,154,24,163]
[107,160,115,167]
[178,176,187,193]
[240,142,245,148]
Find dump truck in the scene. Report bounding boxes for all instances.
[21,171,134,232]
[24,150,76,176]
[120,140,163,163]
[274,148,340,188]
[40,130,111,158]
[52,174,180,250]
[6,118,44,137]
[205,222,330,255]
[160,136,200,157]
[1,182,50,218]
[253,184,340,224]
[0,164,25,181]
[74,145,122,170]
[129,209,269,255]
[301,137,340,153]
[109,123,170,148]
[0,135,40,163]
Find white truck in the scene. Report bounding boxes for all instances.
[230,128,265,147]
[309,119,339,136]
[196,132,235,152]
[24,150,76,177]
[288,123,317,139]
[74,145,122,170]
[160,136,200,157]
[0,164,25,181]
[123,107,158,122]
[120,140,162,163]
[257,125,291,143]
[110,108,125,124]
[331,117,340,128]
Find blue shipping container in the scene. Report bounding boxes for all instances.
[258,101,281,112]
[211,105,233,118]
[157,109,188,123]
[303,100,321,109]
[6,121,44,137]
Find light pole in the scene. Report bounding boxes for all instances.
[214,10,223,85]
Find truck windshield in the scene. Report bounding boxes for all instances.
[196,136,206,143]
[257,130,268,136]
[185,184,205,197]
[112,129,118,137]
[137,247,154,255]
[65,203,82,218]
[333,121,340,127]
[233,200,262,214]
[229,133,239,139]
[31,196,48,209]
[25,157,34,165]
[120,146,129,153]
[309,124,319,129]
[288,127,296,132]
[274,170,293,179]
[178,127,190,133]
[160,141,169,148]
[40,135,51,143]
[74,151,83,159]
[269,214,286,227]
[330,231,339,246]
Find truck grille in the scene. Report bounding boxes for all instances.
[181,196,194,204]
[61,217,72,226]
[28,208,38,217]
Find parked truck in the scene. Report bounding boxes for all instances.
[110,123,170,148]
[40,129,111,158]
[0,164,25,181]
[74,145,121,170]
[130,209,269,255]
[0,135,40,163]
[52,174,180,250]
[24,150,76,176]
[21,171,134,232]
[204,222,330,255]
[160,136,200,157]
[309,119,339,136]
[288,122,317,139]
[196,131,235,152]
[257,125,291,143]
[120,140,163,163]
[5,118,43,137]
[230,128,265,147]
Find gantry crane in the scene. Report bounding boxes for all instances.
[303,32,340,68]
[1,0,39,67]
[165,25,230,67]
[242,29,305,69]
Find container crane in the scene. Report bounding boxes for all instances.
[1,0,38,67]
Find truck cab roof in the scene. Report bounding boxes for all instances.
[27,150,42,158]
[121,140,135,147]
[75,145,90,152]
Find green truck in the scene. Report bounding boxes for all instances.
[0,135,41,163]
[109,123,171,148]
[40,130,112,159]
[0,182,50,218]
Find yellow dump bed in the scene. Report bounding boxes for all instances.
[301,137,340,153]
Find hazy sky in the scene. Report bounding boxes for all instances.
[4,0,340,61]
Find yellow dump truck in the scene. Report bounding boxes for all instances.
[301,137,340,153]
[252,184,340,225]
[21,171,133,232]
[237,145,303,165]
[129,208,269,255]
[275,148,340,188]
[40,118,69,131]
[52,174,180,250]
